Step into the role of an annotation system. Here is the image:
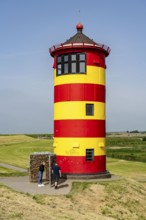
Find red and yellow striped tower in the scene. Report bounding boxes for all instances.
[49,23,111,177]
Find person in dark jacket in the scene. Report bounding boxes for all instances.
[38,161,45,187]
[52,162,61,189]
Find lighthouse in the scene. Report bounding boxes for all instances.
[49,23,111,178]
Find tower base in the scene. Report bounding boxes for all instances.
[62,170,111,180]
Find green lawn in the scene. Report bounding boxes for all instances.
[107,136,146,163]
[107,157,146,181]
[0,135,146,181]
[0,135,35,145]
[0,166,28,177]
[0,135,53,168]
[1,135,146,220]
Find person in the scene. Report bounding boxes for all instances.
[52,162,61,189]
[38,161,45,187]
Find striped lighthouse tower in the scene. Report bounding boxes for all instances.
[49,23,111,177]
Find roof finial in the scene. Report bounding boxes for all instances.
[76,22,83,33]
[76,10,83,33]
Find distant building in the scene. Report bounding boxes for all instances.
[49,23,110,178]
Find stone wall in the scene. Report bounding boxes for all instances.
[29,152,56,183]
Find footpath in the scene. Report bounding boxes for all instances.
[0,163,120,195]
[0,176,72,195]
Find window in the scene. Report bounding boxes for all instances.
[86,149,94,161]
[64,63,68,73]
[80,62,85,72]
[57,64,62,75]
[86,104,94,116]
[56,53,86,75]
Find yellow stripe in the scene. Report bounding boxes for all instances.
[54,66,105,86]
[54,101,105,120]
[53,137,106,156]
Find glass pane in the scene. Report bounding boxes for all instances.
[86,149,94,161]
[71,54,76,61]
[64,55,68,62]
[79,54,85,60]
[71,63,76,73]
[64,63,68,73]
[86,104,94,115]
[57,64,62,75]
[57,56,61,63]
[80,62,85,73]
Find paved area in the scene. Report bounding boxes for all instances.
[0,162,121,195]
[0,176,72,195]
[0,174,121,195]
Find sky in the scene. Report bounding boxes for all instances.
[0,0,146,134]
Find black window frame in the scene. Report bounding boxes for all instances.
[86,104,94,116]
[86,149,94,161]
[56,53,86,76]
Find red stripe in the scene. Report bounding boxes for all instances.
[56,155,106,174]
[86,51,105,68]
[54,84,105,103]
[53,50,106,68]
[54,119,105,137]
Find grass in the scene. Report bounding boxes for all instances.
[65,178,146,220]
[99,179,146,220]
[107,157,146,180]
[1,178,146,220]
[0,135,35,145]
[0,135,53,168]
[107,136,146,162]
[0,134,146,219]
[0,166,28,177]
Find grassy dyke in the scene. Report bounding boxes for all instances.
[107,136,146,163]
[65,178,146,220]
[0,166,28,177]
[0,134,146,219]
[107,157,146,182]
[0,134,146,178]
[25,134,53,139]
[1,178,146,220]
[0,135,53,168]
[0,135,35,145]
[99,179,146,220]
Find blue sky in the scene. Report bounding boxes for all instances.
[0,0,146,134]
